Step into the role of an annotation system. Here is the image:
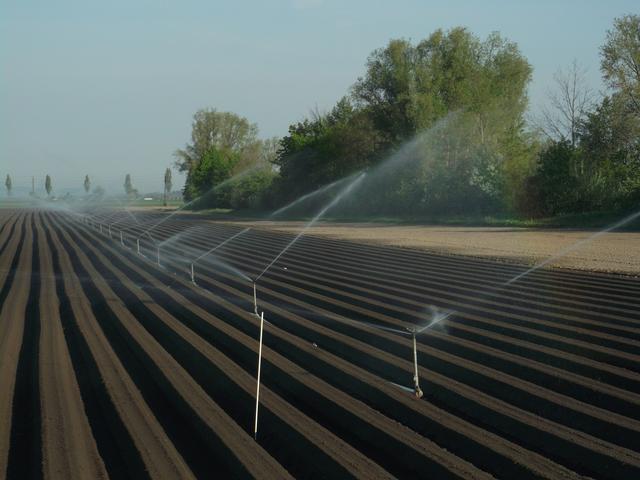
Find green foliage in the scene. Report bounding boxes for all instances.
[177,109,278,205]
[274,28,532,215]
[274,98,381,204]
[123,174,138,198]
[352,29,532,144]
[601,14,640,114]
[185,147,239,205]
[174,19,638,220]
[522,94,640,216]
[522,141,580,216]
[577,95,640,208]
[45,175,52,196]
[163,168,172,206]
[227,168,277,210]
[174,109,259,174]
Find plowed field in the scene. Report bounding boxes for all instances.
[1,208,640,479]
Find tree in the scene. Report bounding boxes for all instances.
[45,175,52,197]
[523,141,580,216]
[184,147,239,203]
[352,29,532,146]
[84,175,91,194]
[124,174,137,198]
[538,60,595,147]
[5,175,11,196]
[276,28,533,214]
[163,168,172,206]
[601,14,640,114]
[174,109,259,174]
[177,109,278,204]
[275,98,381,203]
[577,94,640,208]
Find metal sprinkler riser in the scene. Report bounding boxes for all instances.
[411,332,424,399]
[253,282,259,316]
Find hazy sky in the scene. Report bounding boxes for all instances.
[1,0,637,194]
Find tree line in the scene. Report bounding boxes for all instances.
[3,171,173,206]
[174,15,640,219]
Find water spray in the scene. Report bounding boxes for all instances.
[136,168,257,242]
[503,208,640,287]
[330,307,452,397]
[268,174,356,218]
[248,172,367,345]
[193,228,251,264]
[255,173,366,285]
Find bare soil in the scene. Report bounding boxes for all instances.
[2,209,640,479]
[229,221,640,275]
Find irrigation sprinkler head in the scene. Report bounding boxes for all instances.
[254,310,265,441]
[253,281,259,317]
[410,330,423,398]
[190,263,196,284]
[414,385,424,399]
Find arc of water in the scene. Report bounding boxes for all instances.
[193,228,251,263]
[136,167,260,241]
[504,208,640,286]
[268,173,357,218]
[109,197,158,244]
[190,228,252,284]
[254,172,366,284]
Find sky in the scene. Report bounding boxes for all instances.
[1,0,637,195]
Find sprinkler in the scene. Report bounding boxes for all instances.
[254,311,265,440]
[408,327,424,399]
[120,231,124,246]
[190,263,196,284]
[136,238,140,255]
[253,282,259,316]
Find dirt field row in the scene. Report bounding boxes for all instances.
[221,220,640,276]
[1,208,640,479]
